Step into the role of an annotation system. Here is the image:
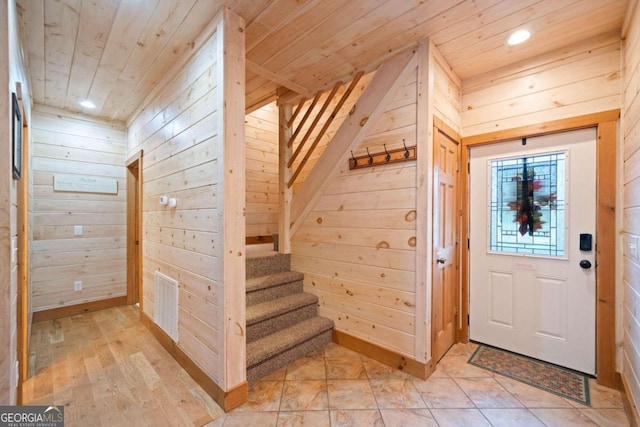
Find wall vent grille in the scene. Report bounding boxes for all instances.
[154,271,179,342]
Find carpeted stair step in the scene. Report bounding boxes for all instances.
[246,316,334,383]
[246,252,291,279]
[246,271,304,306]
[247,293,319,343]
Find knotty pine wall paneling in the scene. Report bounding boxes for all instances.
[461,32,621,136]
[127,8,246,395]
[1,0,31,405]
[622,1,640,416]
[291,45,462,362]
[31,107,127,312]
[245,102,279,238]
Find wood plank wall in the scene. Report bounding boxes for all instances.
[127,24,224,384]
[623,2,640,415]
[2,0,32,404]
[461,32,621,136]
[245,102,279,238]
[0,2,11,404]
[30,106,126,311]
[291,50,461,359]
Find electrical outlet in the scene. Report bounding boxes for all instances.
[74,281,82,291]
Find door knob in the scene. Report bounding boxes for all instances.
[436,258,446,264]
[579,260,592,269]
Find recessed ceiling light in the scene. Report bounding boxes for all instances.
[508,29,531,46]
[80,100,96,109]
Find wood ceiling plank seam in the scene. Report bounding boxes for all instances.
[244,0,317,51]
[430,0,541,46]
[444,0,627,75]
[99,0,198,120]
[245,60,312,97]
[288,82,341,172]
[438,0,583,58]
[43,0,81,108]
[125,1,229,126]
[230,0,275,28]
[108,0,226,121]
[270,0,435,78]
[260,0,389,75]
[245,0,351,64]
[63,0,121,113]
[16,0,46,105]
[462,31,622,91]
[454,14,626,79]
[85,0,160,117]
[290,0,466,90]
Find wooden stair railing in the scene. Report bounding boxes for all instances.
[285,71,364,189]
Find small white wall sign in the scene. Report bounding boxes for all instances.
[54,174,118,194]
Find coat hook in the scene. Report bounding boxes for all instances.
[384,144,391,162]
[366,147,374,164]
[350,150,358,167]
[403,139,410,158]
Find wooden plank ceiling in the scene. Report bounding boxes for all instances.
[16,0,630,123]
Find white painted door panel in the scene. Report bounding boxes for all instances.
[469,128,596,375]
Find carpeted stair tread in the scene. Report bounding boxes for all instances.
[247,292,318,326]
[247,317,334,368]
[246,271,304,293]
[246,253,291,279]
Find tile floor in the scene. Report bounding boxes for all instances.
[24,305,629,426]
[209,342,629,427]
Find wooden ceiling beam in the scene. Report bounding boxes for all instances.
[246,60,313,98]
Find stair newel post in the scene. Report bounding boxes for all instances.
[278,102,293,254]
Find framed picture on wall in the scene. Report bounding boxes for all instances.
[12,92,21,180]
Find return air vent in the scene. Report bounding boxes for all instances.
[154,271,179,342]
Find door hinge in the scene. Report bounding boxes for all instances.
[467,238,470,250]
[467,314,470,325]
[467,162,470,173]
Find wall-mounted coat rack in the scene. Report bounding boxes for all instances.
[349,141,417,170]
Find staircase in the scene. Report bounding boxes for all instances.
[245,249,334,383]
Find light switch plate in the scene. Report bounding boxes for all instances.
[74,281,82,291]
[74,225,83,236]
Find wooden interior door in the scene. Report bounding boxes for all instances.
[431,127,460,362]
[126,152,142,306]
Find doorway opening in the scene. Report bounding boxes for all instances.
[469,129,596,374]
[459,111,618,387]
[126,151,143,307]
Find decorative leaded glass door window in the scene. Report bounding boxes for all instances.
[488,151,566,257]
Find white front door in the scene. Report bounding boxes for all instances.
[469,128,596,375]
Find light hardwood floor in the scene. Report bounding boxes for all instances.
[23,305,225,426]
[24,305,629,426]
